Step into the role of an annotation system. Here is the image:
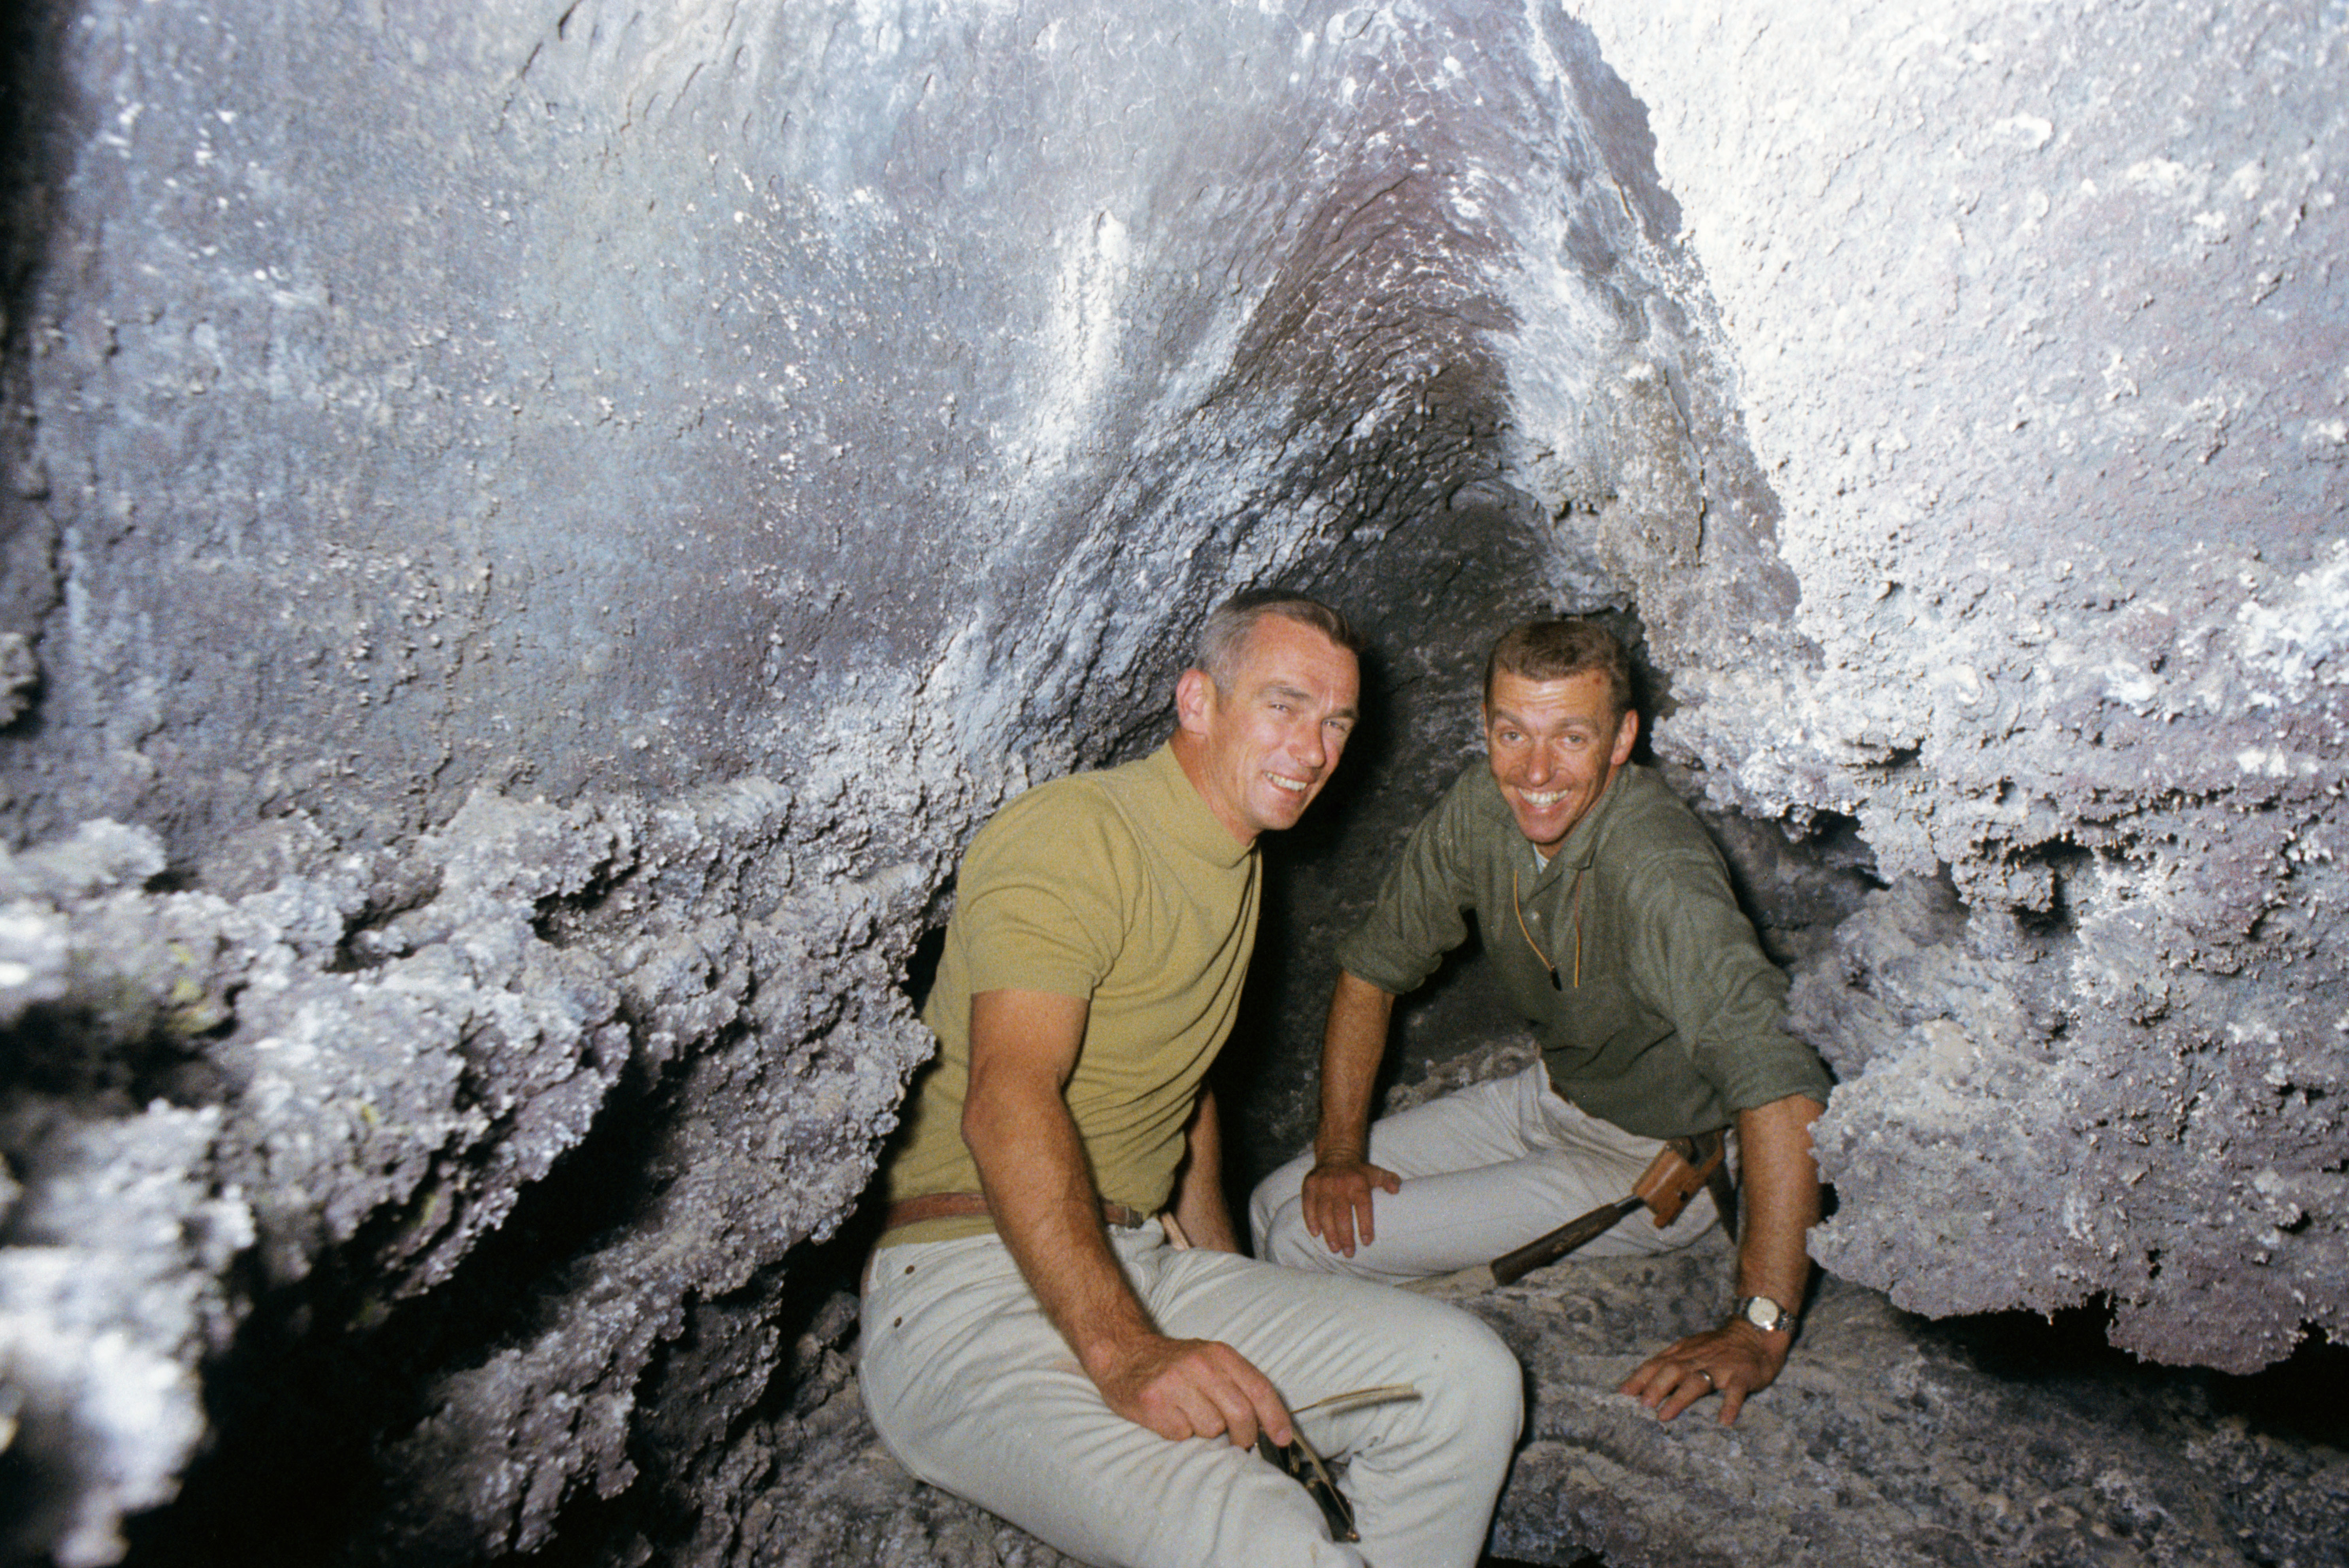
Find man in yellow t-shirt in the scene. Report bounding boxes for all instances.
[860,593,1521,1568]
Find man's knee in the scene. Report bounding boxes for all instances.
[1350,1302,1522,1491]
[1262,1218,1327,1272]
[1425,1309,1524,1443]
[1247,1156,1321,1262]
[1256,1196,1357,1275]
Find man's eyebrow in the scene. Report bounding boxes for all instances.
[1487,707,1594,731]
[1263,681,1357,720]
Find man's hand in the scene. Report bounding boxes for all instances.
[1299,1157,1400,1257]
[1298,972,1402,1257]
[1085,1332,1294,1449]
[1618,1319,1790,1426]
[1619,1093,1824,1426]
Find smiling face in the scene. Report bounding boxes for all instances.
[1174,613,1361,845]
[1483,668,1639,856]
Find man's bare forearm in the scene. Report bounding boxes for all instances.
[1312,970,1396,1160]
[1298,971,1403,1255]
[1619,1092,1824,1424]
[1733,1092,1825,1310]
[961,989,1291,1447]
[966,1054,1159,1366]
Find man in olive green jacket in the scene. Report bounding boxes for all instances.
[1251,618,1833,1426]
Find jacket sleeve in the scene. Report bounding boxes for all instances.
[1627,846,1835,1115]
[1334,775,1480,996]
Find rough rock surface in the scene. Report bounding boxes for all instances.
[735,1253,2349,1568]
[1564,0,2349,1377]
[1478,1245,2348,1568]
[0,0,2341,1565]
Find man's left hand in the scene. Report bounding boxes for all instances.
[1617,1320,1789,1426]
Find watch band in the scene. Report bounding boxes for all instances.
[1734,1294,1796,1334]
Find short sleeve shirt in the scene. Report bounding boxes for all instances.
[879,744,1259,1243]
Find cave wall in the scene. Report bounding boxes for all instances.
[0,0,2341,1564]
[0,2,1698,1561]
[1569,0,2348,1376]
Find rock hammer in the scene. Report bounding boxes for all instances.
[1403,1129,1731,1294]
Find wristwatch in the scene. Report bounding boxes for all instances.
[1733,1294,1796,1335]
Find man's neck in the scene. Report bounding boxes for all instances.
[1168,728,1257,847]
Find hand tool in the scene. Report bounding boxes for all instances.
[1403,1130,1728,1294]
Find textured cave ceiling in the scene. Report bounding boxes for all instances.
[0,2,2343,1566]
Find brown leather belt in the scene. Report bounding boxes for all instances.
[882,1191,1147,1233]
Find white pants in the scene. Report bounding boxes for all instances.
[1251,1062,1723,1283]
[859,1222,1522,1568]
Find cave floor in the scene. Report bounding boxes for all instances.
[763,1234,2347,1568]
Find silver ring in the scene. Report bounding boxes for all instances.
[1695,1367,1715,1389]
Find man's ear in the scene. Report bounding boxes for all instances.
[1175,668,1216,736]
[1610,708,1640,766]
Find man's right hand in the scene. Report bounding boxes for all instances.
[1300,1157,1401,1257]
[1085,1332,1294,1449]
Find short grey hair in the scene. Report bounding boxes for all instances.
[1194,591,1362,689]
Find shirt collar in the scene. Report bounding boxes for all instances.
[1143,742,1257,871]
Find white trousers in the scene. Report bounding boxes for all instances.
[1251,1062,1723,1283]
[859,1222,1522,1568]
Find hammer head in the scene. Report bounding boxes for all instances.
[1632,1131,1726,1228]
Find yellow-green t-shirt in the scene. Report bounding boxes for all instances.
[878,743,1260,1246]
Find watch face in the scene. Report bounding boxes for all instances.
[1740,1295,1788,1331]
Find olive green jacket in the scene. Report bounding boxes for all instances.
[1337,763,1832,1139]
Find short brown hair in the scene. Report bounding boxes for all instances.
[1194,591,1362,689]
[1483,619,1632,718]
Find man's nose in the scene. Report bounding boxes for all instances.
[1522,744,1555,785]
